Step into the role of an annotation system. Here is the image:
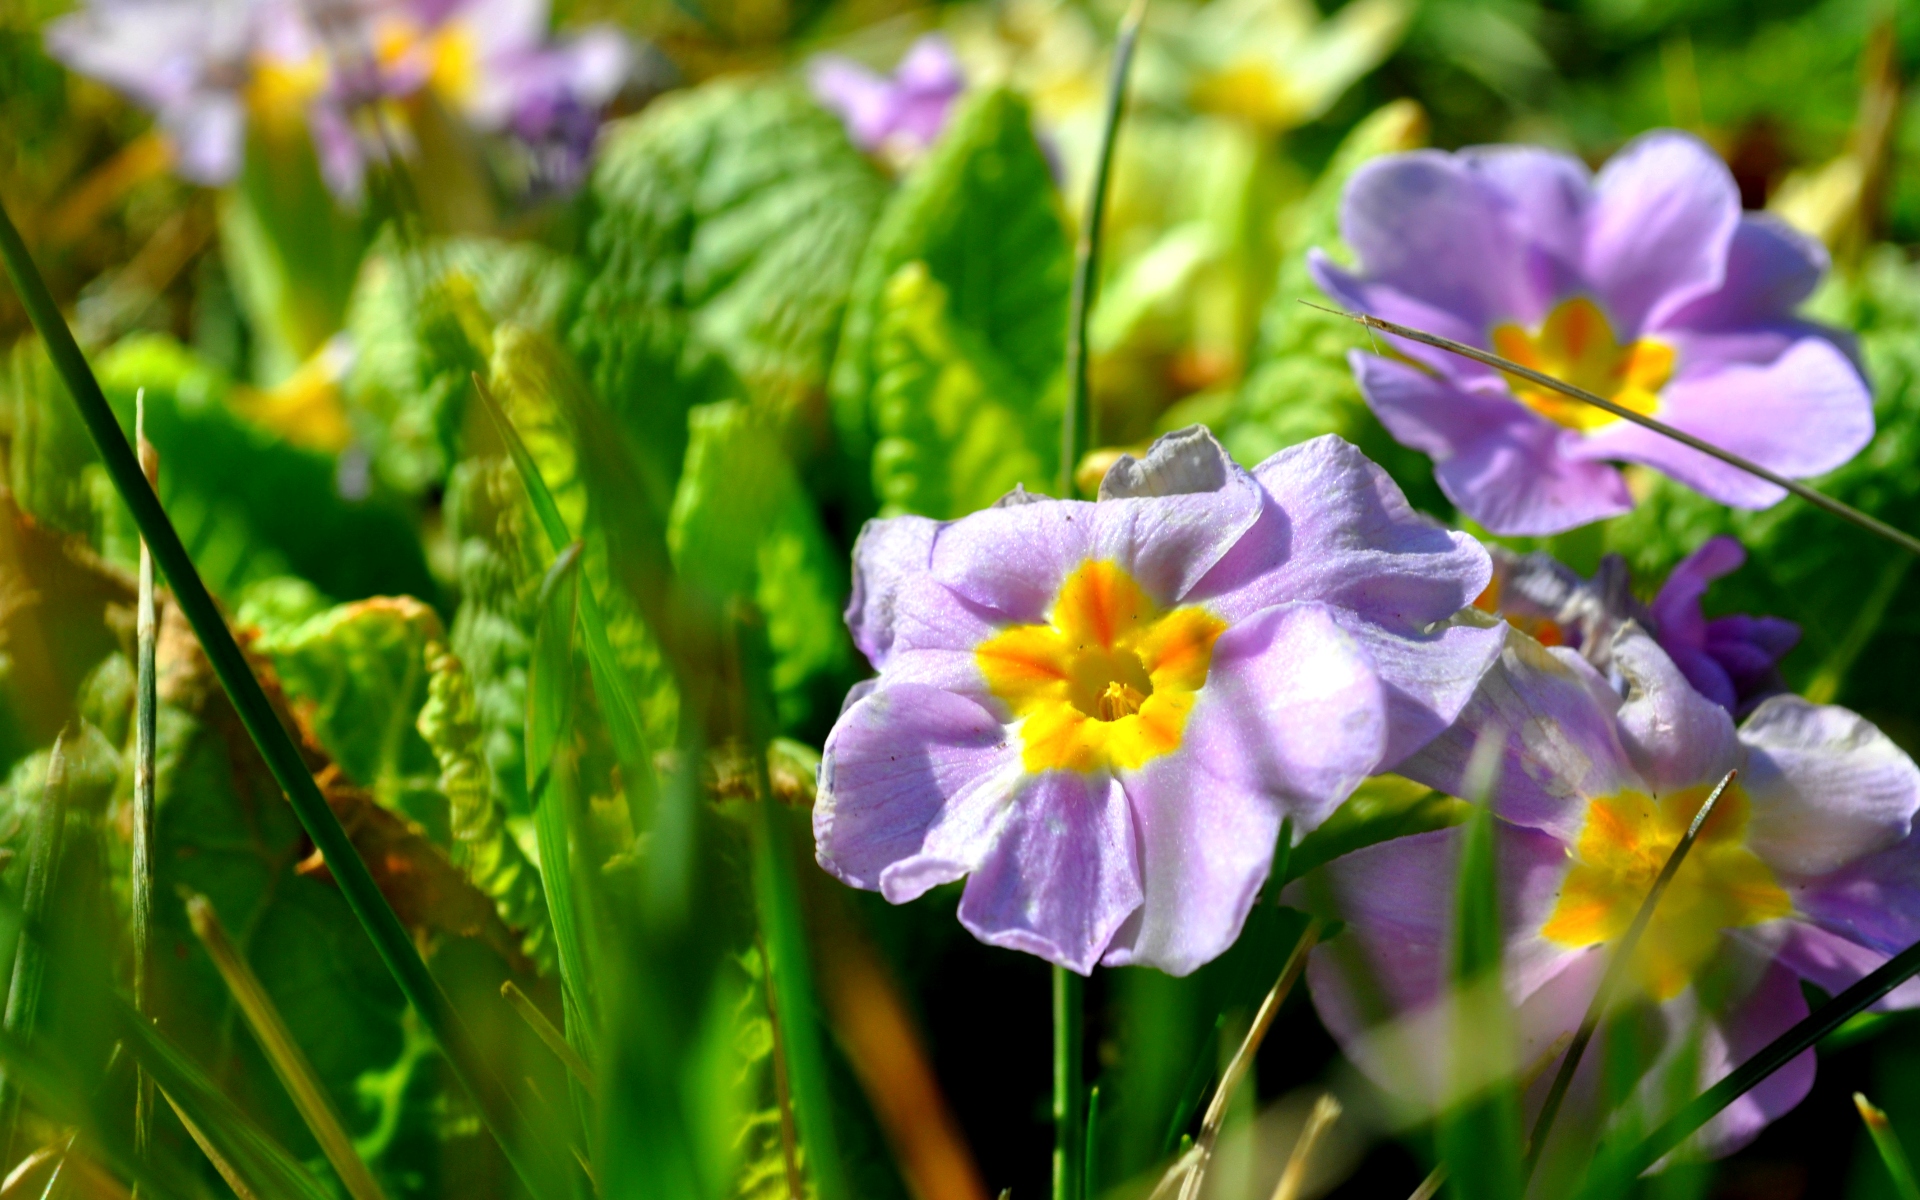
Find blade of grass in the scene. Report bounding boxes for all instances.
[755,934,805,1200]
[1148,918,1322,1200]
[1407,1165,1444,1200]
[733,604,851,1200]
[0,729,70,1170]
[1307,302,1920,558]
[1437,734,1522,1200]
[110,999,335,1200]
[528,544,600,1068]
[472,373,659,825]
[501,983,598,1100]
[184,895,388,1200]
[1060,0,1148,495]
[132,395,157,1172]
[0,193,558,1197]
[1524,770,1736,1180]
[157,1094,257,1200]
[1083,1084,1101,1200]
[1269,1094,1341,1200]
[1856,1093,1920,1200]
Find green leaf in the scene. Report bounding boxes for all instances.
[255,596,448,838]
[343,235,581,496]
[1284,774,1469,884]
[418,644,554,973]
[570,78,887,484]
[869,261,1059,518]
[830,87,1071,513]
[669,402,854,734]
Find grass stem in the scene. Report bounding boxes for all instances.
[1311,302,1920,558]
[500,984,597,1100]
[1523,770,1737,1180]
[1053,967,1084,1200]
[1061,0,1147,496]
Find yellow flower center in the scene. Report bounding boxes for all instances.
[975,560,1227,774]
[1541,783,1791,1001]
[1489,296,1675,432]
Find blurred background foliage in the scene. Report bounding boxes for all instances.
[0,0,1915,1197]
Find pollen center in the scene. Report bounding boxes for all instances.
[1541,783,1790,1001]
[1489,296,1674,432]
[974,560,1227,774]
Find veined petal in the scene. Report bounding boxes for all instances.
[815,683,1018,894]
[1102,601,1386,975]
[1399,626,1639,841]
[1569,338,1873,510]
[1738,695,1920,878]
[1609,627,1740,796]
[1584,130,1740,336]
[1194,433,1492,634]
[847,514,942,667]
[1351,354,1633,536]
[1331,609,1505,773]
[956,771,1141,974]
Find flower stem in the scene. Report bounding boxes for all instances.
[1311,302,1920,558]
[1061,0,1147,497]
[1053,966,1085,1200]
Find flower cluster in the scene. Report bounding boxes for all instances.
[47,0,631,201]
[814,126,1914,1162]
[1313,132,1873,536]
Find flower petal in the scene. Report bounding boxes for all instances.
[1674,955,1813,1159]
[1733,922,1920,1012]
[1458,143,1592,314]
[1336,150,1536,332]
[815,683,1018,895]
[1737,695,1920,877]
[1791,828,1920,958]
[1309,254,1502,386]
[956,771,1142,974]
[1570,338,1873,509]
[846,514,941,667]
[1351,354,1633,536]
[1659,215,1828,332]
[1194,433,1492,632]
[928,477,1264,620]
[1609,626,1740,795]
[1098,424,1240,501]
[1101,601,1386,974]
[1399,626,1640,841]
[1583,131,1740,335]
[1333,610,1506,772]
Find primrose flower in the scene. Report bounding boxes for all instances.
[809,35,964,160]
[1290,623,1920,1160]
[815,427,1502,975]
[1312,131,1873,536]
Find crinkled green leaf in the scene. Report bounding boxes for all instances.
[417,644,553,972]
[830,87,1070,513]
[570,77,886,484]
[869,261,1057,518]
[1216,100,1443,512]
[344,236,581,496]
[255,596,448,838]
[669,401,853,734]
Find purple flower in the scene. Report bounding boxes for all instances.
[1650,536,1800,717]
[1289,623,1920,1161]
[809,35,964,160]
[815,427,1502,975]
[46,0,303,185]
[1475,538,1798,717]
[1312,131,1873,536]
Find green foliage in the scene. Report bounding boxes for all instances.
[571,78,887,487]
[670,401,853,734]
[869,260,1058,517]
[1284,774,1469,883]
[256,597,447,837]
[344,237,581,496]
[830,87,1071,514]
[1216,99,1446,513]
